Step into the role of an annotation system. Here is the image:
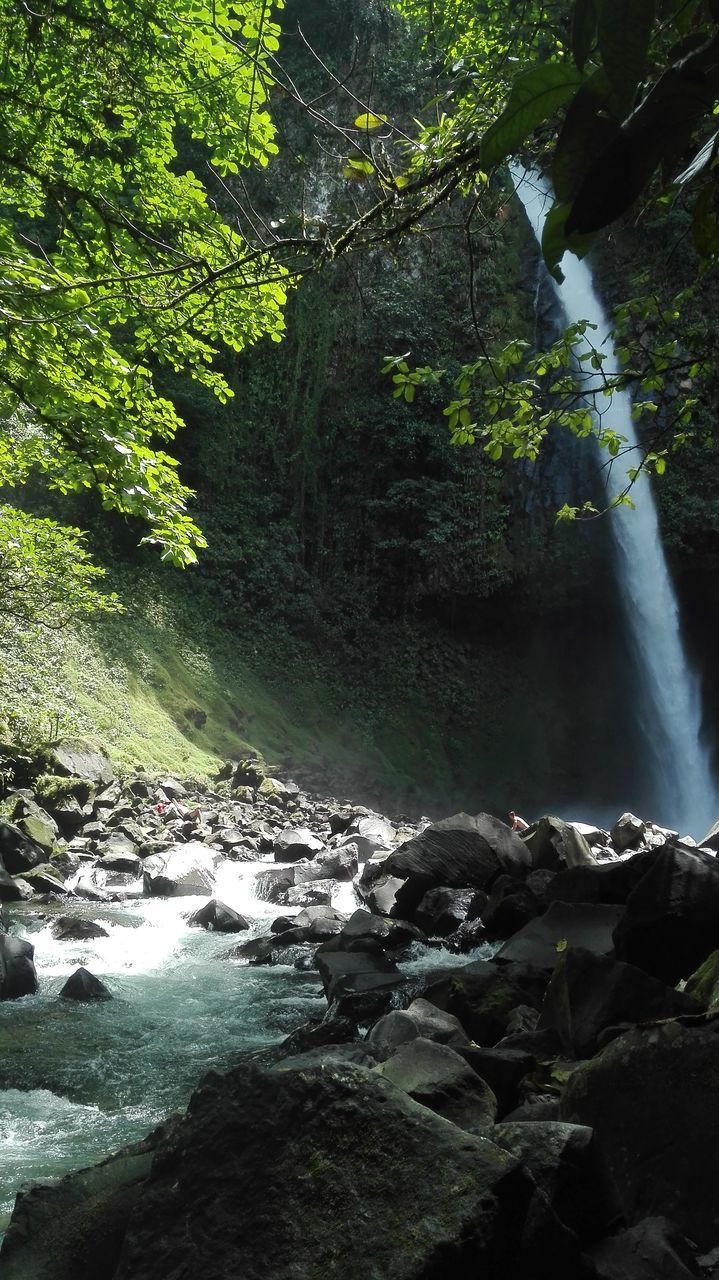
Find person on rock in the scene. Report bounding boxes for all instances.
[508,810,529,832]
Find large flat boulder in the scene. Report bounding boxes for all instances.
[113,1061,537,1280]
[384,813,530,905]
[51,738,114,786]
[375,1038,498,1132]
[496,901,624,970]
[560,1020,719,1249]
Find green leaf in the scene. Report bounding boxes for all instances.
[481,64,585,172]
[541,199,594,282]
[598,0,657,117]
[572,0,599,71]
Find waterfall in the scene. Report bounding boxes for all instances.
[512,165,717,838]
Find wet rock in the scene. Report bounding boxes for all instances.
[19,863,70,895]
[58,966,113,1001]
[187,900,250,933]
[315,949,406,1018]
[560,1019,719,1248]
[293,848,357,884]
[51,738,114,786]
[113,1061,535,1280]
[423,959,547,1047]
[481,876,541,941]
[375,1037,498,1132]
[274,827,325,861]
[368,999,470,1057]
[294,905,348,928]
[0,822,46,875]
[255,865,295,902]
[328,908,422,953]
[282,880,336,908]
[699,816,719,852]
[384,813,530,912]
[496,901,625,970]
[0,1129,162,1280]
[523,816,595,871]
[586,1216,701,1280]
[544,853,653,907]
[361,872,405,916]
[443,917,489,953]
[612,845,719,983]
[610,812,647,852]
[51,916,109,941]
[68,865,142,901]
[537,947,702,1059]
[143,842,216,897]
[0,935,37,999]
[0,866,26,901]
[414,886,477,937]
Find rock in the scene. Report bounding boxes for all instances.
[143,842,216,897]
[684,948,719,1012]
[293,905,348,928]
[537,948,702,1059]
[457,1047,535,1117]
[346,813,396,847]
[113,1061,536,1280]
[0,822,46,875]
[293,848,357,883]
[544,853,653,906]
[257,776,291,805]
[255,865,295,902]
[612,845,719,983]
[279,1044,379,1071]
[0,935,37,999]
[274,826,326,861]
[315,949,406,1018]
[414,886,477,936]
[12,798,59,852]
[422,959,547,1046]
[699,817,719,852]
[523,816,595,871]
[481,876,541,940]
[384,813,530,914]
[0,866,27,901]
[375,1037,498,1132]
[368,999,470,1056]
[443,917,489,953]
[560,1019,719,1248]
[493,1121,623,1245]
[362,873,406,916]
[19,863,69,895]
[51,738,114,786]
[329,908,421,953]
[58,966,113,1001]
[496,901,625,970]
[282,881,335,907]
[586,1217,701,1280]
[51,916,109,941]
[0,1130,161,1280]
[610,812,647,852]
[68,865,142,901]
[187,900,250,932]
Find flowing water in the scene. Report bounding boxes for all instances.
[512,165,718,838]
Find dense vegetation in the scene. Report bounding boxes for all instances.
[1,0,718,817]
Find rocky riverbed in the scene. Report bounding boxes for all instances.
[1,737,719,1279]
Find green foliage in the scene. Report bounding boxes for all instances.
[0,504,122,629]
[0,0,288,567]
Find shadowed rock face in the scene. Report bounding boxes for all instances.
[112,1061,535,1280]
[0,935,37,1000]
[384,812,530,901]
[612,846,719,983]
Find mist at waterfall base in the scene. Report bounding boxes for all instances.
[512,165,718,839]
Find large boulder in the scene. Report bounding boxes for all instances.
[457,1046,535,1118]
[328,908,421,953]
[422,959,547,1046]
[609,812,647,852]
[537,948,702,1059]
[560,1019,719,1248]
[0,822,46,875]
[0,1130,161,1280]
[414,886,477,937]
[187,900,250,933]
[273,827,326,862]
[481,876,541,940]
[315,949,406,1019]
[11,797,59,853]
[375,1038,498,1132]
[523,817,595,871]
[585,1217,701,1280]
[0,935,37,999]
[293,848,357,884]
[58,967,113,1001]
[383,812,530,914]
[367,998,470,1056]
[496,901,624,970]
[113,1061,537,1280]
[0,866,27,901]
[51,738,114,786]
[143,842,216,897]
[612,845,719,983]
[544,853,653,907]
[51,916,109,941]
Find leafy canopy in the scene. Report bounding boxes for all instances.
[0,0,288,570]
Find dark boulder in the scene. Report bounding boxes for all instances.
[187,900,250,933]
[0,866,26,901]
[367,998,470,1057]
[327,908,422,953]
[481,876,541,941]
[0,935,37,999]
[612,845,719,983]
[114,1061,536,1280]
[360,872,406,916]
[383,814,530,911]
[375,1037,498,1132]
[544,853,654,907]
[457,1046,535,1118]
[610,812,647,852]
[414,886,477,937]
[19,863,69,895]
[496,901,624,970]
[58,967,113,1001]
[537,947,702,1059]
[316,949,406,1020]
[560,1019,719,1248]
[0,822,46,875]
[493,1121,623,1245]
[523,817,595,871]
[443,917,489,953]
[143,843,216,898]
[422,959,547,1047]
[586,1217,701,1280]
[51,916,109,941]
[273,826,326,862]
[293,848,357,884]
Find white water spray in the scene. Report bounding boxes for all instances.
[513,166,717,837]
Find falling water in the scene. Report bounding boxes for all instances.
[512,165,717,837]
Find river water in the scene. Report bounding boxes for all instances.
[0,860,473,1235]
